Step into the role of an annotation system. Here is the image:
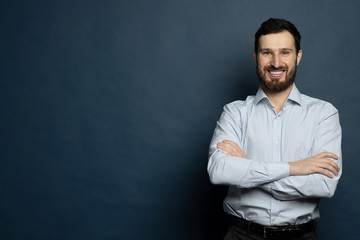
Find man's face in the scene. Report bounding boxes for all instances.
[254,31,302,93]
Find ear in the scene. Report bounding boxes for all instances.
[253,50,257,63]
[296,49,303,66]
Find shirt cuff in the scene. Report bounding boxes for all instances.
[267,162,290,181]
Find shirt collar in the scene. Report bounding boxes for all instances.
[254,84,302,106]
[287,84,302,106]
[254,87,268,105]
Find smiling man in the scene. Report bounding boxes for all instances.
[256,30,301,96]
[208,18,342,240]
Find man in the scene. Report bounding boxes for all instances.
[207,18,342,240]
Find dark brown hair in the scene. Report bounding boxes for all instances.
[255,18,301,54]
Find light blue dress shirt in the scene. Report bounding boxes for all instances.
[208,84,342,226]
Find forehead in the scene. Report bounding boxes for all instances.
[258,31,296,50]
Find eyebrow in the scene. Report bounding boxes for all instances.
[260,48,294,52]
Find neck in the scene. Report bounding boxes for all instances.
[262,84,294,114]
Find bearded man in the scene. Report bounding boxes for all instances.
[207,18,342,240]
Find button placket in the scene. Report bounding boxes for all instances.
[271,114,282,223]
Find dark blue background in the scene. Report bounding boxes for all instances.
[1,1,359,239]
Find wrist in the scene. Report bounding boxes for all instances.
[288,162,295,176]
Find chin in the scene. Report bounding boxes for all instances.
[263,81,293,93]
[257,68,296,93]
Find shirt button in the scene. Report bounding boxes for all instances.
[274,140,279,145]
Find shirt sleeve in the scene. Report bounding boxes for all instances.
[207,103,289,188]
[259,106,342,200]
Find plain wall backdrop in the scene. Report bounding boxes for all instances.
[1,0,360,239]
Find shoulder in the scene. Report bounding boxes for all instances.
[219,96,257,124]
[223,95,256,114]
[300,93,339,118]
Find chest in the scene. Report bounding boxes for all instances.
[240,107,318,162]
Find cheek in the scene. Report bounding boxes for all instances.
[257,60,270,69]
[285,57,297,67]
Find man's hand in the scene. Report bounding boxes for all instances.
[217,140,247,159]
[289,152,340,178]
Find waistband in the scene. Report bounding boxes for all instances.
[229,215,316,239]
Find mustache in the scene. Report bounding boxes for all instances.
[265,66,288,71]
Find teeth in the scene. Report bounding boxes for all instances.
[270,71,283,74]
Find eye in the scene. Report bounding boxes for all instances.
[262,51,271,55]
[281,51,290,55]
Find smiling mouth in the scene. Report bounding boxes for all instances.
[267,70,286,79]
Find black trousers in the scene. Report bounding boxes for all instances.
[223,223,317,240]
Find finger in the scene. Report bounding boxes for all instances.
[222,140,241,149]
[222,140,244,154]
[219,142,237,151]
[320,158,340,171]
[222,140,237,145]
[325,159,340,171]
[323,165,339,176]
[219,143,246,158]
[317,168,334,178]
[217,142,231,149]
[217,143,228,154]
[316,161,339,175]
[319,152,338,160]
[217,143,228,153]
[224,147,239,156]
[218,143,237,155]
[218,143,230,151]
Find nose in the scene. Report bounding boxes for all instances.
[271,53,281,68]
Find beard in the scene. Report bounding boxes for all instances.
[256,61,297,93]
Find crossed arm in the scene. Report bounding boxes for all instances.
[217,140,340,179]
[208,103,342,200]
